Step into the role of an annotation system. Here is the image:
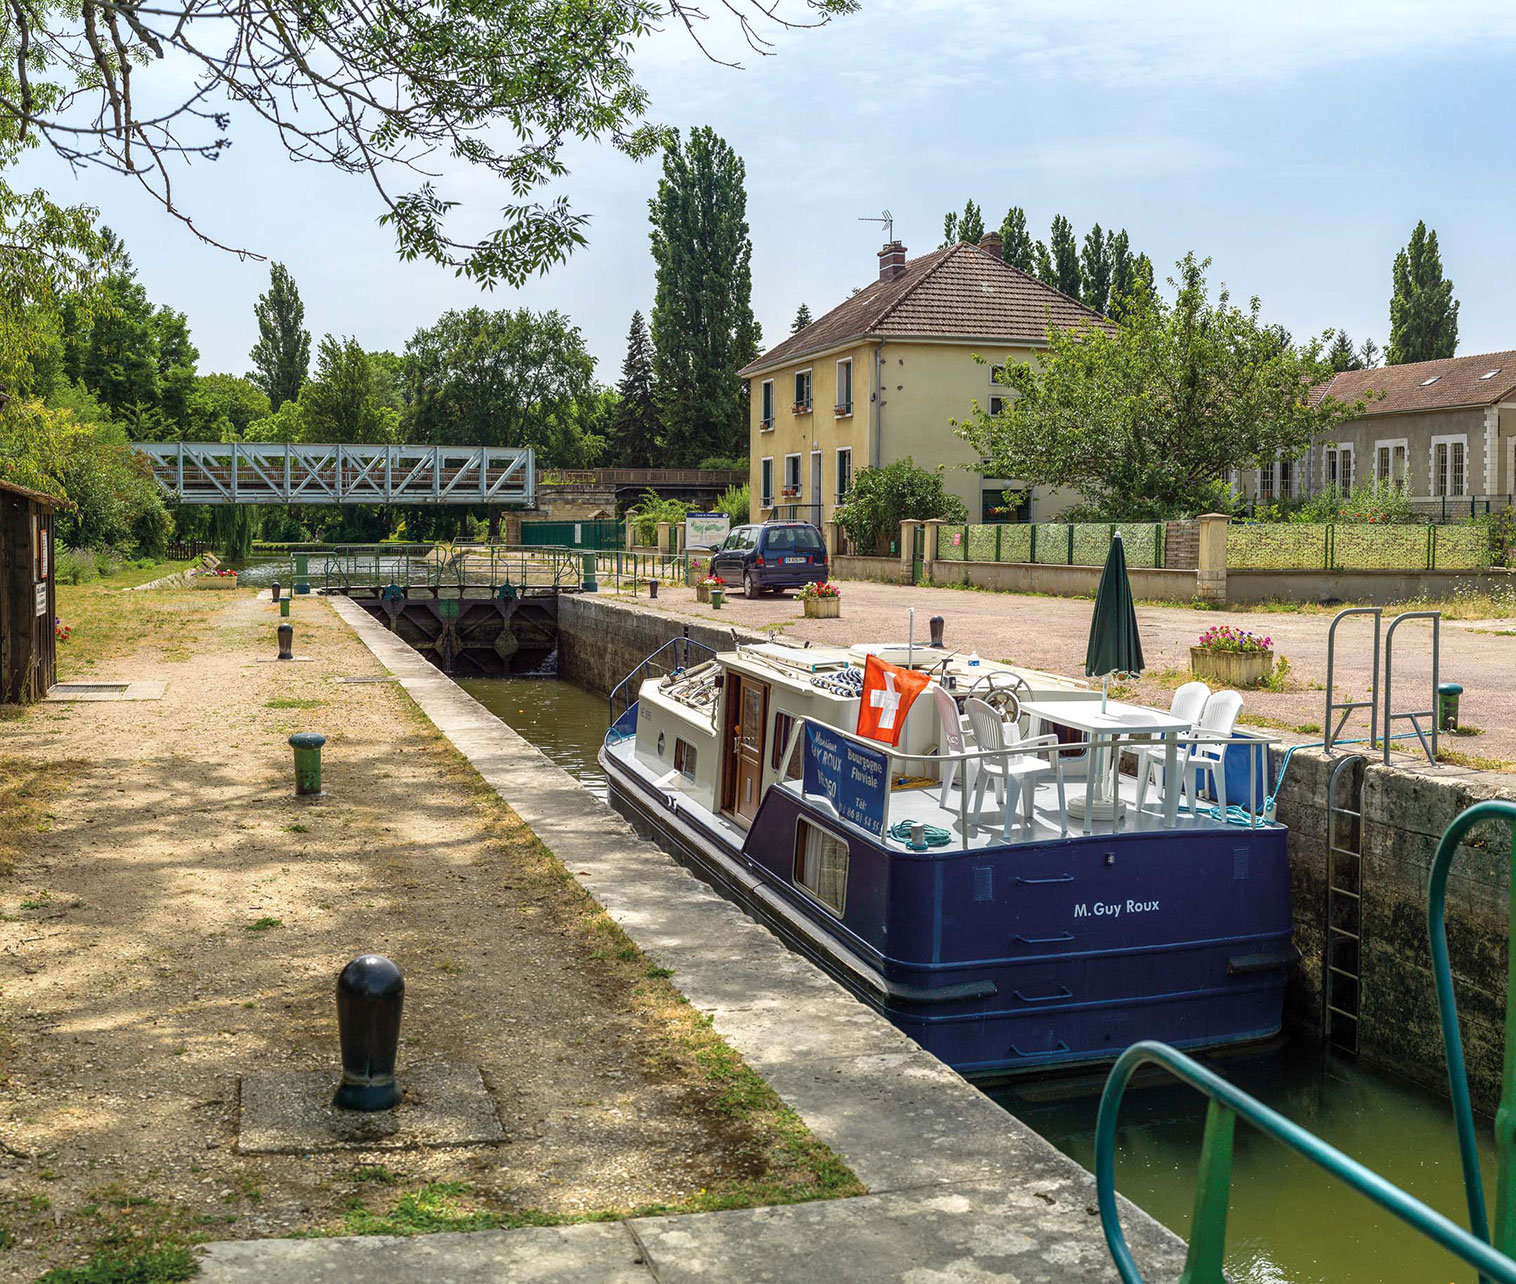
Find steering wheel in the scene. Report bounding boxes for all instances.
[966,670,1030,723]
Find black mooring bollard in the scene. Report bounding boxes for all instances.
[271,580,282,602]
[277,621,294,660]
[333,954,404,1111]
[929,615,946,648]
[648,578,658,599]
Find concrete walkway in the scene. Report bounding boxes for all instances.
[199,597,1189,1281]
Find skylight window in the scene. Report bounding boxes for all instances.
[1420,376,1441,386]
[1479,369,1502,380]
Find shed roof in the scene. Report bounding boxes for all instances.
[0,478,59,508]
[740,242,1111,377]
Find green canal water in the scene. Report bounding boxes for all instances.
[461,673,1498,1284]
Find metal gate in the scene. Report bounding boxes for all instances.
[911,524,925,582]
[520,519,622,550]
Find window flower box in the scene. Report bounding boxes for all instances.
[792,402,813,414]
[834,403,853,417]
[759,418,775,432]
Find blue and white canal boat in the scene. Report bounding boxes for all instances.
[599,635,1296,1081]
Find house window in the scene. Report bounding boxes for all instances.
[1325,444,1355,490]
[793,369,812,412]
[1433,437,1467,497]
[990,364,1009,386]
[674,738,698,781]
[989,395,1007,416]
[794,818,849,915]
[760,457,774,509]
[1375,441,1408,484]
[784,453,802,497]
[760,380,774,430]
[835,359,853,415]
[1277,459,1293,499]
[1258,465,1274,500]
[835,448,852,502]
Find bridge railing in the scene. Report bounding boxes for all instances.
[287,543,584,592]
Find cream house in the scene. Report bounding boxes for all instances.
[1238,350,1516,506]
[739,236,1110,536]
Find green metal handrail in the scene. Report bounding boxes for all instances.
[1095,1040,1516,1284]
[1429,799,1516,1278]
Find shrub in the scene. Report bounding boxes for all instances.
[833,458,968,556]
[715,482,750,527]
[1288,480,1416,525]
[626,488,691,546]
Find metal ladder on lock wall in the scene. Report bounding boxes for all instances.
[1323,753,1366,1054]
[1323,605,1440,766]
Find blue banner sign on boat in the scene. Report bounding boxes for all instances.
[802,723,888,836]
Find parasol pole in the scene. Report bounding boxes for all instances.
[1102,672,1110,714]
[907,607,915,669]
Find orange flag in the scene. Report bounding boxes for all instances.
[855,654,931,747]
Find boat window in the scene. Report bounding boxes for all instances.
[794,819,849,915]
[674,738,697,781]
[741,686,765,752]
[772,712,802,778]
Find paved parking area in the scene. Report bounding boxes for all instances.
[612,581,1516,771]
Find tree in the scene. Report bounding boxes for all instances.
[1388,221,1459,365]
[188,374,272,439]
[1032,241,1056,287]
[1048,215,1082,299]
[152,307,200,434]
[953,255,1368,519]
[297,336,401,444]
[832,458,968,557]
[609,311,659,467]
[958,200,985,245]
[941,210,958,247]
[648,127,761,466]
[1108,231,1153,318]
[404,307,601,466]
[999,207,1036,274]
[2,0,856,284]
[1325,332,1383,373]
[791,303,814,334]
[248,264,311,410]
[62,264,161,430]
[1080,223,1110,314]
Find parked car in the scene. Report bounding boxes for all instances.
[708,523,829,599]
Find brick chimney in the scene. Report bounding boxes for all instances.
[877,241,907,281]
[978,232,1003,257]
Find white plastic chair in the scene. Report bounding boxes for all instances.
[1134,680,1210,815]
[1177,690,1244,815]
[934,685,976,806]
[965,698,1066,838]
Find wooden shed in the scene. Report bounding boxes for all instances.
[0,479,58,703]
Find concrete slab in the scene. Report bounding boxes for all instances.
[198,1221,650,1283]
[238,1062,504,1154]
[46,680,166,701]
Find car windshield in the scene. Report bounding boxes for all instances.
[765,526,822,552]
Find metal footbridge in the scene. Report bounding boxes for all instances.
[138,442,534,506]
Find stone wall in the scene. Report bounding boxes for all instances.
[1274,747,1515,1113]
[1164,520,1199,570]
[833,554,904,583]
[558,594,763,697]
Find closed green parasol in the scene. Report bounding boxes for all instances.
[1085,531,1145,711]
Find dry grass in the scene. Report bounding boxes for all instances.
[0,757,79,879]
[54,562,223,679]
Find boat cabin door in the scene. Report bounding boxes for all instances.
[724,674,769,826]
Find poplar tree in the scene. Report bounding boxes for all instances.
[791,303,814,334]
[1080,223,1111,314]
[248,263,311,410]
[1388,221,1459,365]
[648,127,760,465]
[1049,215,1082,299]
[999,207,1036,274]
[941,210,958,247]
[958,200,985,245]
[611,311,659,467]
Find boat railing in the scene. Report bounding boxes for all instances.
[608,634,718,734]
[1093,1040,1516,1284]
[784,717,1280,846]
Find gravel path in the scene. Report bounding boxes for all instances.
[612,581,1516,769]
[0,590,794,1278]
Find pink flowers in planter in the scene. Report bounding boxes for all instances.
[799,581,841,600]
[1196,625,1271,655]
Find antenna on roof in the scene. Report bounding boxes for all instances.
[859,209,894,242]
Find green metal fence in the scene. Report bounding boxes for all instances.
[932,522,1165,568]
[594,550,689,585]
[520,519,624,550]
[1228,522,1490,571]
[289,543,583,591]
[1097,799,1516,1283]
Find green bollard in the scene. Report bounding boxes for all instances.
[1438,681,1464,732]
[295,554,311,595]
[289,732,326,797]
[280,597,290,618]
[581,552,598,593]
[710,586,724,610]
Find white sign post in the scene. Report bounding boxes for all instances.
[685,512,730,550]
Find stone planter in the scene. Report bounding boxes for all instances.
[1190,646,1273,687]
[803,597,841,619]
[696,583,711,603]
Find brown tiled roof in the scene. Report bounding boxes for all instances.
[739,243,1111,376]
[1314,350,1516,416]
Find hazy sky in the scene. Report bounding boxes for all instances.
[17,0,1516,382]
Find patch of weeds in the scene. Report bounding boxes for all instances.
[36,1245,198,1283]
[351,1164,400,1185]
[245,917,283,932]
[284,823,309,833]
[1241,715,1323,737]
[339,1182,560,1237]
[40,1185,203,1284]
[265,697,325,710]
[1436,747,1515,772]
[20,894,54,910]
[1255,654,1294,694]
[645,964,674,979]
[1450,724,1484,736]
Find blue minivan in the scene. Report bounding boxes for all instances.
[709,522,829,598]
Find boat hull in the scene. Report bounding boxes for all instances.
[601,743,1295,1081]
